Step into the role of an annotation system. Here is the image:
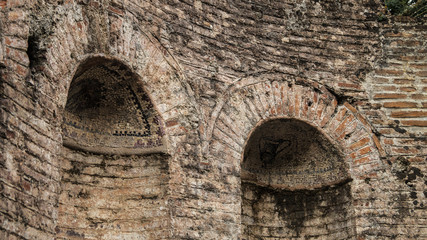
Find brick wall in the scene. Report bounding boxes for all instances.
[1,1,61,239]
[57,147,170,239]
[362,18,427,239]
[365,19,426,158]
[1,2,199,239]
[0,0,425,239]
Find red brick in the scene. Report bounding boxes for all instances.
[166,119,178,127]
[350,137,370,151]
[354,156,371,165]
[373,93,406,99]
[374,77,390,84]
[269,105,276,115]
[393,79,414,85]
[415,71,427,77]
[338,82,361,89]
[379,128,392,135]
[419,45,427,52]
[319,98,337,128]
[300,88,311,120]
[400,120,427,127]
[0,3,425,239]
[383,102,417,108]
[108,6,124,16]
[390,111,427,118]
[21,180,31,191]
[89,1,100,7]
[394,138,427,145]
[374,85,397,91]
[398,55,424,61]
[344,102,357,114]
[337,120,357,142]
[408,157,425,162]
[400,87,416,92]
[356,113,371,129]
[308,91,319,121]
[409,63,427,69]
[358,146,372,156]
[374,69,404,76]
[371,135,386,158]
[411,94,427,100]
[391,147,420,155]
[335,114,355,136]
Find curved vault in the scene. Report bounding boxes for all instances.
[62,57,167,155]
[242,118,350,190]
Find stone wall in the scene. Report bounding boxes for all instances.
[0,0,426,239]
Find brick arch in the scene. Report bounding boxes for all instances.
[28,7,200,240]
[208,75,384,179]
[32,7,198,153]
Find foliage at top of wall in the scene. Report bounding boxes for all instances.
[384,0,426,18]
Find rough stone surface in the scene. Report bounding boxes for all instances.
[0,0,426,239]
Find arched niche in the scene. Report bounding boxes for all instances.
[57,57,170,239]
[242,118,350,190]
[241,118,356,239]
[62,57,167,155]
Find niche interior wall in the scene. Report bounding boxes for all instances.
[57,56,170,239]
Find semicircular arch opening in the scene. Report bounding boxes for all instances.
[62,57,167,155]
[242,118,350,190]
[241,118,356,239]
